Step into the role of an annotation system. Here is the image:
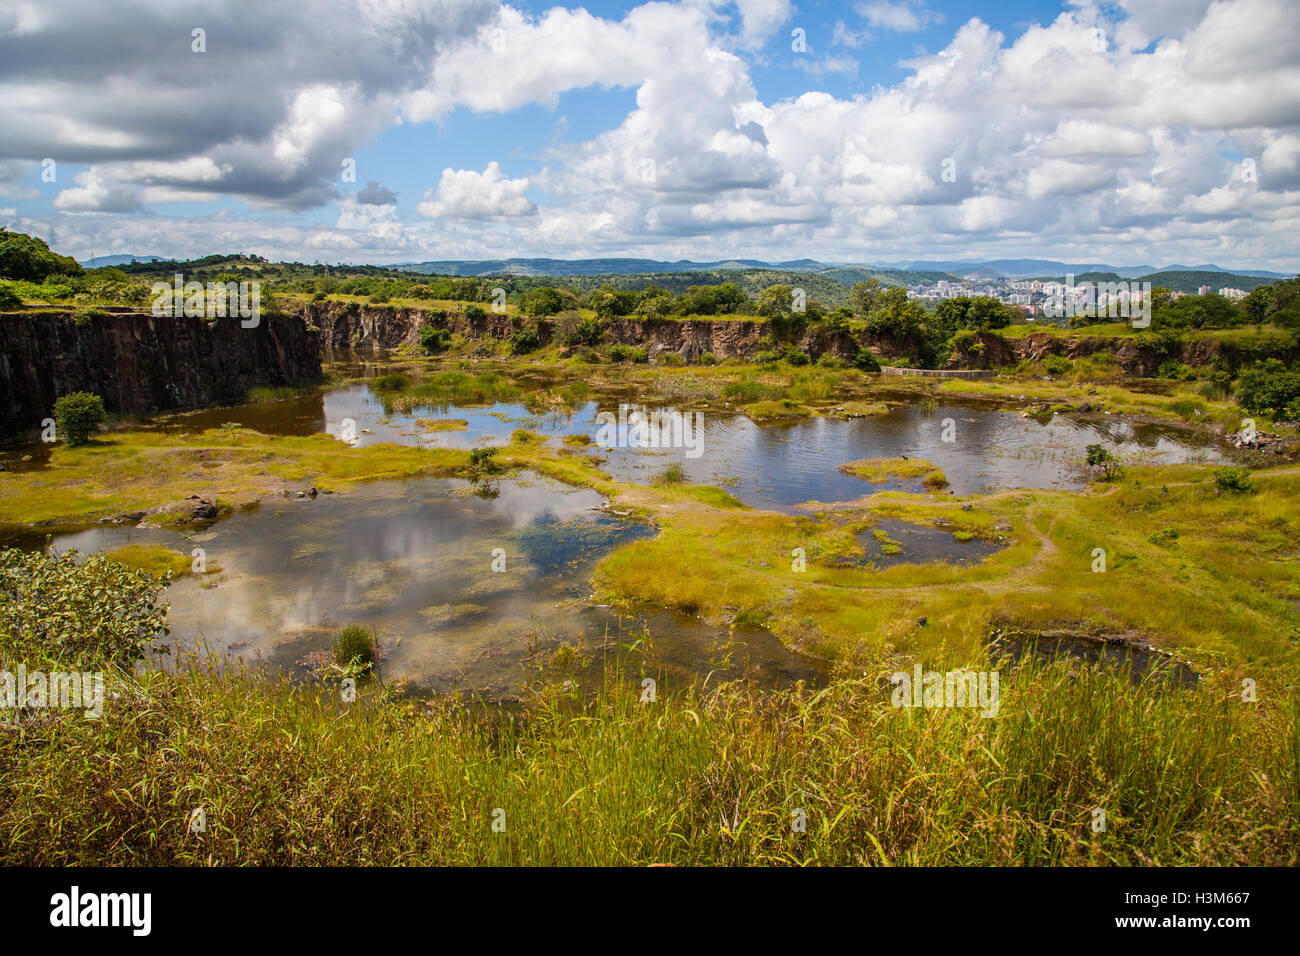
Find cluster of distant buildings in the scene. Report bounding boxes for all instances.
[906,275,1248,317]
[1198,284,1248,300]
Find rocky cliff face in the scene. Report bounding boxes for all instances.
[949,330,1176,376]
[307,300,858,360]
[0,309,320,437]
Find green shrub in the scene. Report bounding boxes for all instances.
[852,349,882,372]
[752,349,782,366]
[1157,360,1195,381]
[368,292,390,304]
[1214,467,1255,494]
[698,352,718,366]
[469,446,501,474]
[465,304,486,320]
[419,326,451,353]
[507,329,540,354]
[813,353,845,369]
[1235,360,1300,415]
[656,351,685,367]
[949,329,978,353]
[1042,354,1072,375]
[52,391,106,446]
[782,346,810,366]
[0,547,169,668]
[566,316,606,347]
[0,283,21,309]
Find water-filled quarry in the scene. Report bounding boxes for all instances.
[9,355,1241,693]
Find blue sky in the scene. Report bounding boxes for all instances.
[1,0,1296,270]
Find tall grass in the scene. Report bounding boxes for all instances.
[1,656,1295,865]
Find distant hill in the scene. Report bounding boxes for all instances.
[392,257,842,277]
[82,252,1292,290]
[81,254,166,268]
[1139,270,1279,294]
[1032,270,1280,294]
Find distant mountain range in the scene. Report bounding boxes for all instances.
[390,257,830,277]
[390,256,1291,281]
[81,252,1292,284]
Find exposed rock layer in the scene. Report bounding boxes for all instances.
[0,310,320,436]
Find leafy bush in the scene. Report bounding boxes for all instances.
[465,305,486,320]
[949,329,978,353]
[1235,360,1300,415]
[469,446,501,475]
[507,328,540,354]
[368,292,390,304]
[782,346,810,366]
[1042,354,1072,375]
[565,315,606,347]
[52,391,106,445]
[656,351,685,367]
[852,349,882,372]
[1214,467,1255,494]
[0,283,22,309]
[419,326,451,353]
[752,349,782,366]
[0,547,169,668]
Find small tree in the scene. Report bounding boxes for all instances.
[53,391,106,446]
[1085,443,1121,480]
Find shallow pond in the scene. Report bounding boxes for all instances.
[149,361,1234,513]
[32,474,825,696]
[851,518,1005,569]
